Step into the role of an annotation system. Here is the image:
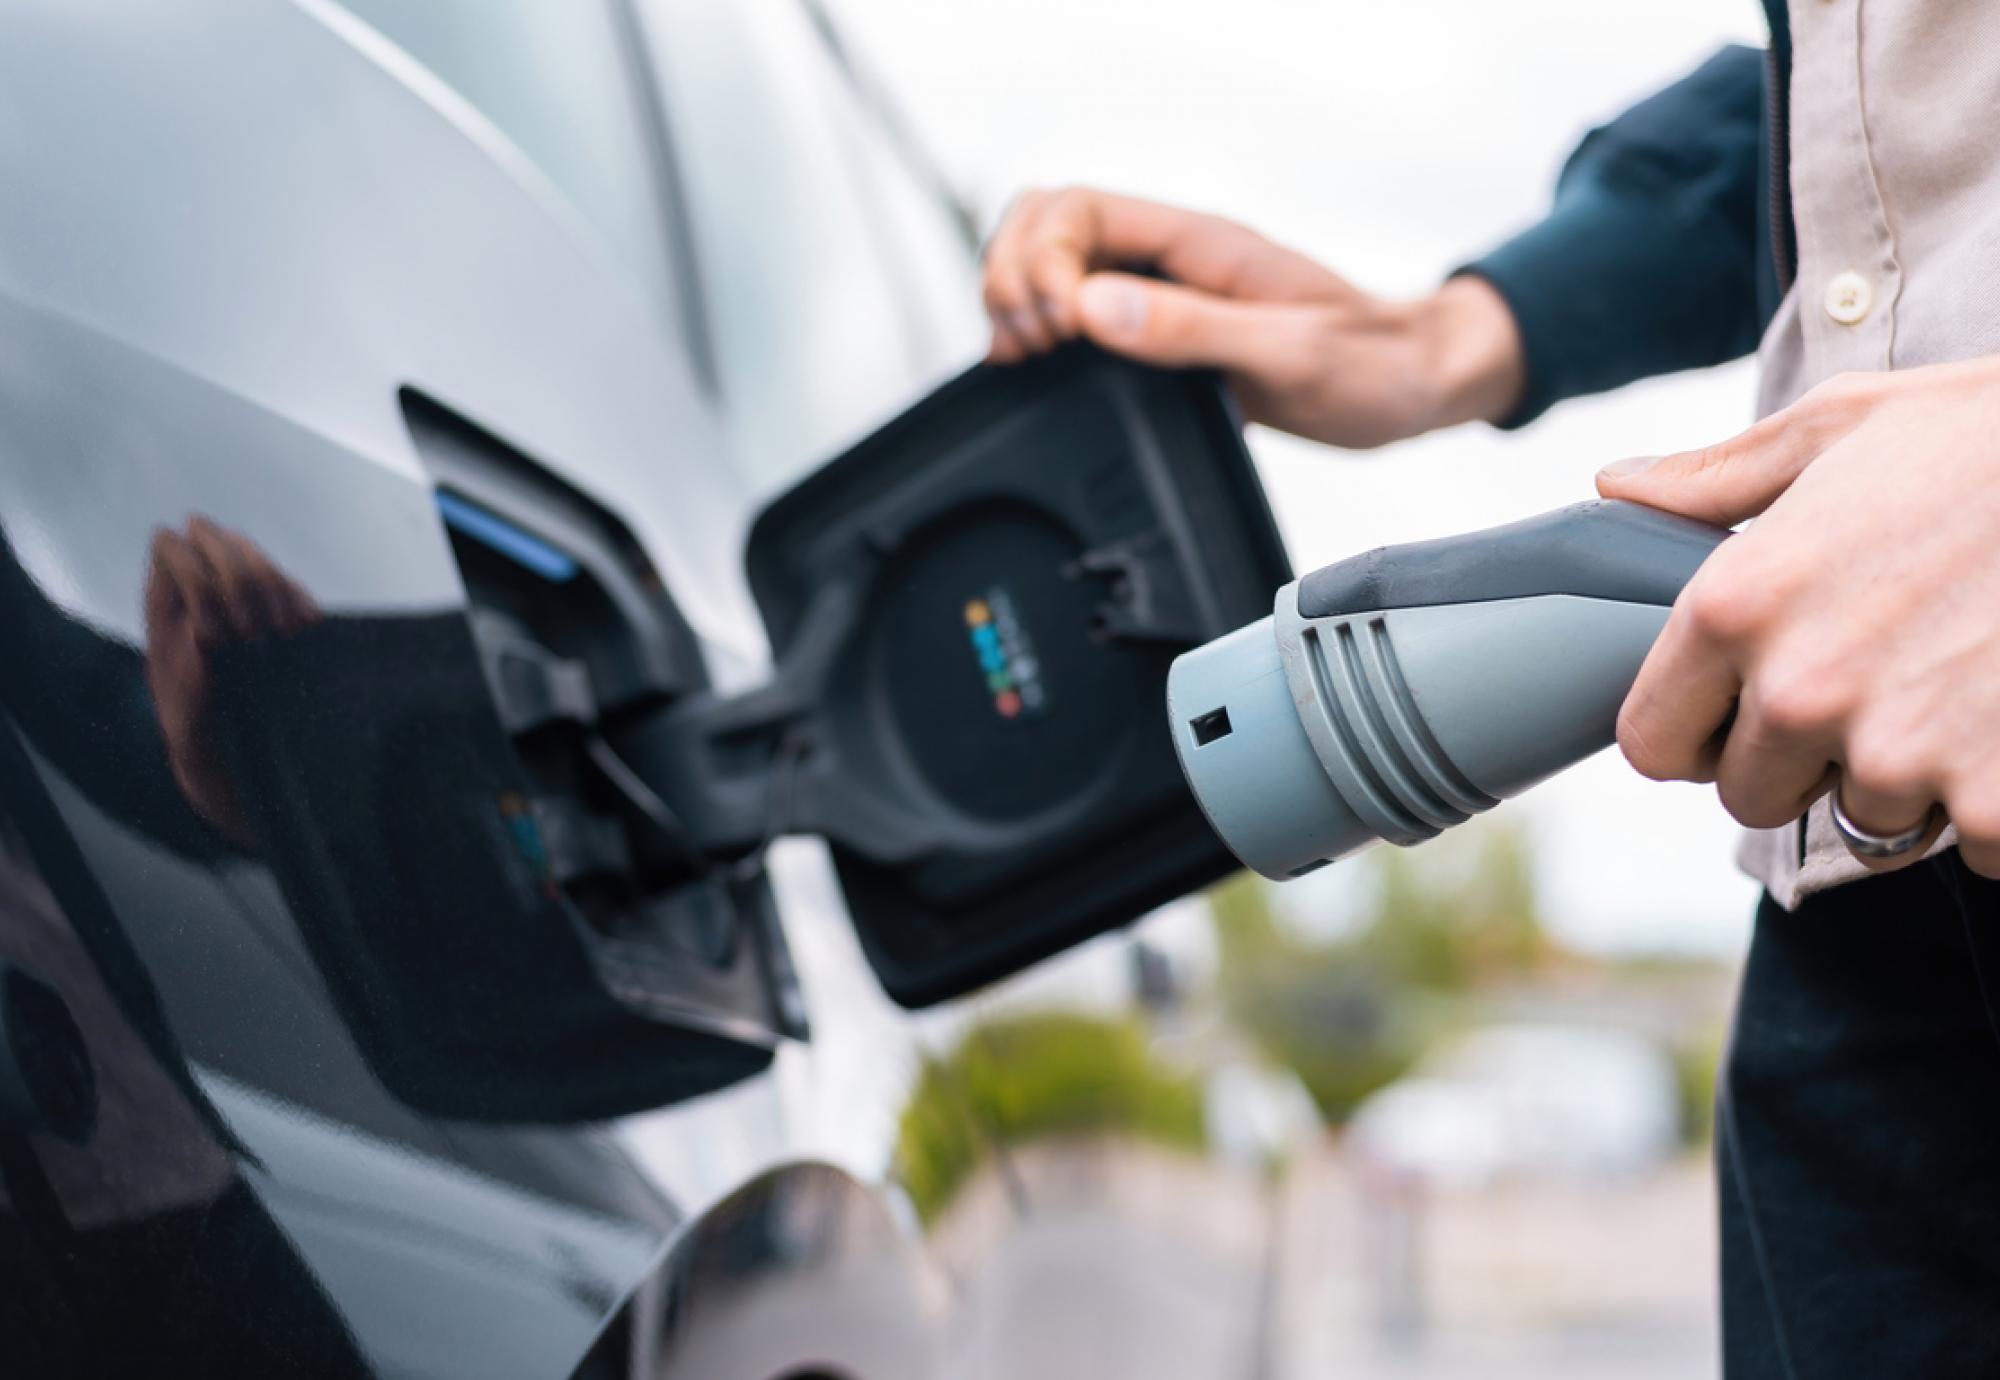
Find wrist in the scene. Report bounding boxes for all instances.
[1411,275,1526,430]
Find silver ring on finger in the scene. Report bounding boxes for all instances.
[1829,792,1941,860]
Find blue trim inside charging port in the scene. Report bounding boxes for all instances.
[436,490,579,583]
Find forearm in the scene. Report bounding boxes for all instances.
[1459,45,1769,428]
[1408,275,1527,430]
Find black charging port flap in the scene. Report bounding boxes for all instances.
[624,345,1289,1007]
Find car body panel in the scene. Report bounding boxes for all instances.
[0,0,945,1373]
[0,0,758,646]
[0,0,1253,1373]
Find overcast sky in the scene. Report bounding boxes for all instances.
[829,0,1773,955]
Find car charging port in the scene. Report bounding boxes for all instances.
[404,390,807,1042]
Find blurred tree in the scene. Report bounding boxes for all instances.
[1672,1023,1726,1146]
[1211,821,1557,1122]
[893,1010,1206,1225]
[1365,820,1553,988]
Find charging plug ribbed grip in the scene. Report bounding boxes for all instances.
[1168,501,1730,880]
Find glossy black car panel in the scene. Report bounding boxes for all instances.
[0,1,919,1373]
[0,0,1275,1374]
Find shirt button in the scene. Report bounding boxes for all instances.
[1824,270,1873,325]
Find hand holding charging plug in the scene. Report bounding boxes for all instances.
[1599,358,2000,877]
[1173,357,2000,884]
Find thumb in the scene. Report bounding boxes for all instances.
[1074,271,1307,376]
[1595,416,1819,526]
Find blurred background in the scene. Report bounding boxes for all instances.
[815,1,1768,1375]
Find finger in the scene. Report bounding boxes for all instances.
[986,292,1030,362]
[986,325,1024,365]
[186,516,274,637]
[1835,767,1945,874]
[1615,603,1743,784]
[184,516,255,637]
[1017,188,1097,339]
[1952,816,2000,880]
[227,530,306,635]
[981,192,1034,360]
[1713,693,1836,828]
[1595,411,1824,527]
[279,571,323,628]
[142,543,213,734]
[142,531,205,720]
[1024,235,1085,340]
[150,525,221,645]
[1947,772,2000,879]
[144,527,187,631]
[1016,188,1287,338]
[1001,189,1343,352]
[1952,832,2000,876]
[982,188,1057,356]
[1050,190,1336,301]
[1072,271,1320,375]
[1836,805,1946,874]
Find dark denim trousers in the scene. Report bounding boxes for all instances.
[1720,853,2000,1377]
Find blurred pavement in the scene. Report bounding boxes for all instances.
[936,1140,1273,1379]
[1272,1145,1718,1379]
[930,1138,1717,1379]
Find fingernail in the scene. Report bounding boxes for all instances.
[1078,277,1146,338]
[1598,454,1662,481]
[1007,308,1039,341]
[1037,295,1069,333]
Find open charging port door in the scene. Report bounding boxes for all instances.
[616,345,1290,1006]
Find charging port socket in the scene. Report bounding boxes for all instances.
[1190,708,1233,746]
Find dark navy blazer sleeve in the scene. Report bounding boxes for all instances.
[1460,45,1767,428]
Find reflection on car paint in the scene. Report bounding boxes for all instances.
[0,0,980,1369]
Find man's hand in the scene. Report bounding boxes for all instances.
[1598,357,2000,876]
[144,516,320,844]
[980,187,1525,448]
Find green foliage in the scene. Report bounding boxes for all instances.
[893,1010,1206,1225]
[1364,823,1551,987]
[1211,821,1555,1122]
[1672,1024,1725,1146]
[1211,871,1424,1120]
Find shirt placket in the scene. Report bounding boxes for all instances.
[1756,0,1908,903]
[1786,0,1901,379]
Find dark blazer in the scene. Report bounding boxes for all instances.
[1463,1,1794,426]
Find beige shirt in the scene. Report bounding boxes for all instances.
[1739,0,2000,906]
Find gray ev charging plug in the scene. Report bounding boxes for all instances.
[1168,500,1729,879]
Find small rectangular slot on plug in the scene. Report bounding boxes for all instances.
[1190,708,1233,746]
